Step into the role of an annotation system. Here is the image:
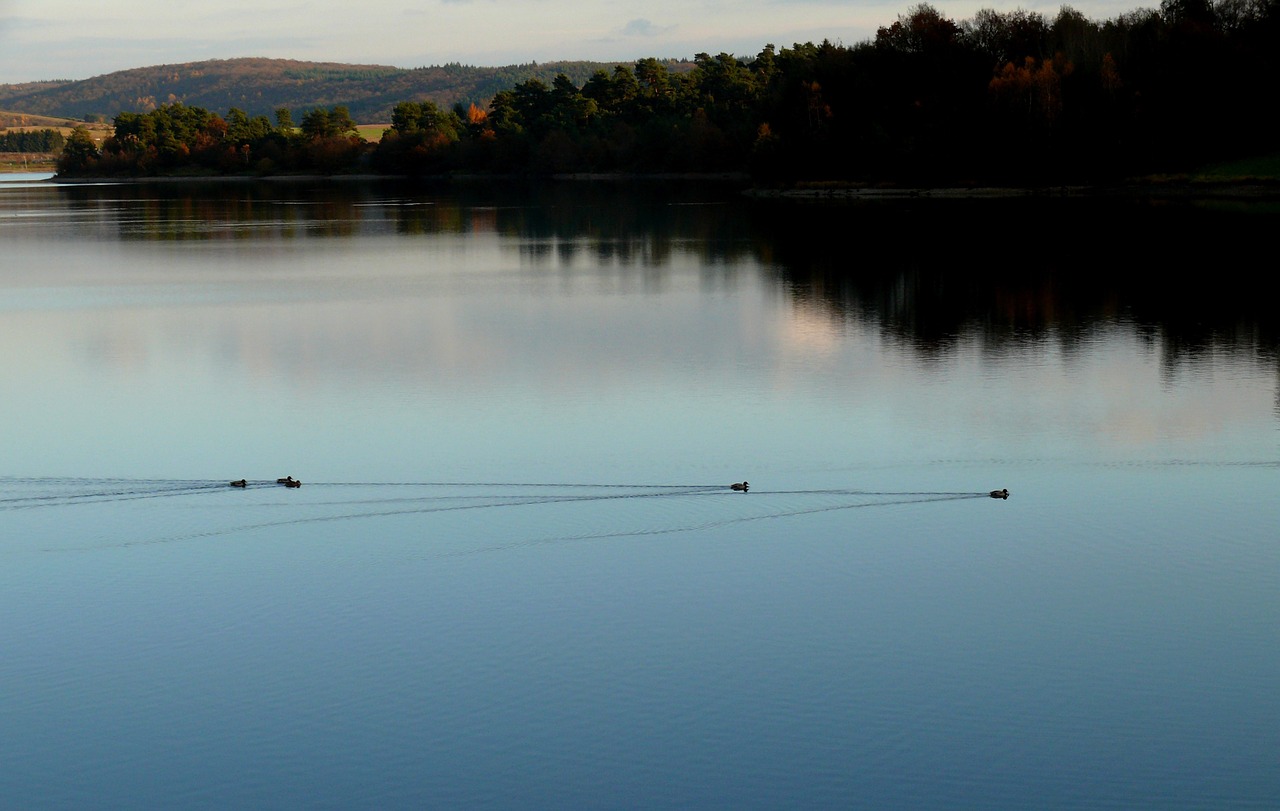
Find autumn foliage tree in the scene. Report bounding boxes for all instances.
[56,127,99,174]
[58,1,1280,182]
[372,100,463,174]
[55,103,371,176]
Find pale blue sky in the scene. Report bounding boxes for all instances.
[1,0,1151,83]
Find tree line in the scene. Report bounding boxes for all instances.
[0,128,66,153]
[58,0,1280,184]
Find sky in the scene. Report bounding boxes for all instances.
[0,0,1151,84]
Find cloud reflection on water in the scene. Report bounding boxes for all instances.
[1,180,1277,481]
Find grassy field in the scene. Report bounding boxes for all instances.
[0,110,87,129]
[356,124,387,143]
[0,154,57,172]
[1,110,113,142]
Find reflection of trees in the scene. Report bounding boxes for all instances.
[51,180,1280,371]
[481,181,760,269]
[55,180,765,266]
[60,181,370,240]
[754,196,1280,365]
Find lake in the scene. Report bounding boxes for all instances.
[2,173,1277,809]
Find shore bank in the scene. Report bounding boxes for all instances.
[37,171,1280,200]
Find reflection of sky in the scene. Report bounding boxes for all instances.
[5,237,1274,486]
[1,185,1276,485]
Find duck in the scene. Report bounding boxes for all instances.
[731,481,749,492]
[989,488,1009,499]
[284,479,301,488]
[277,476,297,485]
[229,479,247,488]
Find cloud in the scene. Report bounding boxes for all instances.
[620,18,675,37]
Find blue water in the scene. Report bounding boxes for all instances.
[1,176,1277,809]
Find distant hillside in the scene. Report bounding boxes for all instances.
[0,57,693,123]
[0,109,91,129]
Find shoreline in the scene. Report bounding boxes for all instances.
[31,171,1280,200]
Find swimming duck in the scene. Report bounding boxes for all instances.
[731,481,749,492]
[229,479,247,488]
[284,479,301,488]
[277,476,297,485]
[989,488,1009,499]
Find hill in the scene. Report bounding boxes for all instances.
[0,110,93,129]
[0,57,693,123]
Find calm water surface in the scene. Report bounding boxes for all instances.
[2,173,1277,809]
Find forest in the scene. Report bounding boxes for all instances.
[0,128,66,153]
[55,0,1280,185]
